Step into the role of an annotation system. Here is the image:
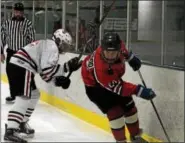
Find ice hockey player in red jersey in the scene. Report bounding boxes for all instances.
[81,32,156,142]
[4,29,82,143]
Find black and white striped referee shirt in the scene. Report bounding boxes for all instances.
[1,17,35,53]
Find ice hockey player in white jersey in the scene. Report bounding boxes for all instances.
[4,29,82,143]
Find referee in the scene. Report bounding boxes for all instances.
[1,2,35,103]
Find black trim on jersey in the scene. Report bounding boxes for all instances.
[42,66,55,72]
[45,65,60,82]
[40,65,60,82]
[20,49,38,71]
[13,55,36,70]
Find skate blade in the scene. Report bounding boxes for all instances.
[20,133,34,138]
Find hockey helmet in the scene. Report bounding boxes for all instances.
[102,32,121,51]
[101,32,121,63]
[52,29,72,53]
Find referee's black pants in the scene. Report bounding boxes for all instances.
[6,49,17,99]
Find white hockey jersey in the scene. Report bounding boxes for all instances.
[10,39,65,82]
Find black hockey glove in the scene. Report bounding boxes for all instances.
[54,76,71,89]
[127,52,141,71]
[136,84,156,100]
[64,57,82,73]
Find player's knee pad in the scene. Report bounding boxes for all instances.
[28,89,40,108]
[107,106,125,129]
[110,114,125,130]
[124,106,138,124]
[107,106,126,141]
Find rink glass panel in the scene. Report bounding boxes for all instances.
[46,1,63,39]
[1,0,184,70]
[129,1,162,65]
[102,0,128,44]
[163,1,184,68]
[66,1,77,52]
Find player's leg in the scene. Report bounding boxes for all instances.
[107,105,127,142]
[4,97,29,143]
[85,85,127,142]
[121,97,148,143]
[20,79,40,138]
[4,64,33,143]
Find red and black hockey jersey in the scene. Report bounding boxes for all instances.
[81,41,138,97]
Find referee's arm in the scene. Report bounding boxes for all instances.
[27,21,36,43]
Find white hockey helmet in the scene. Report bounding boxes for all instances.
[52,29,72,53]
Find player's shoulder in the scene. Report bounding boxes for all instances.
[45,39,57,47]
[43,39,58,52]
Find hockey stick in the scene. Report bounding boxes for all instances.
[77,0,116,60]
[138,70,171,142]
[66,35,96,78]
[66,0,116,78]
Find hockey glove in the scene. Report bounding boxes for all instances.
[64,57,82,73]
[136,84,156,100]
[54,76,71,89]
[127,52,141,71]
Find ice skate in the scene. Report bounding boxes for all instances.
[130,129,149,143]
[6,96,15,104]
[131,136,149,143]
[4,124,27,143]
[20,121,35,138]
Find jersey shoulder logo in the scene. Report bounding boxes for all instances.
[86,52,95,69]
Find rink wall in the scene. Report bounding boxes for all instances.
[1,52,184,142]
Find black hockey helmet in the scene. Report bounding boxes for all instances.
[14,2,24,11]
[101,32,121,51]
[101,32,122,65]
